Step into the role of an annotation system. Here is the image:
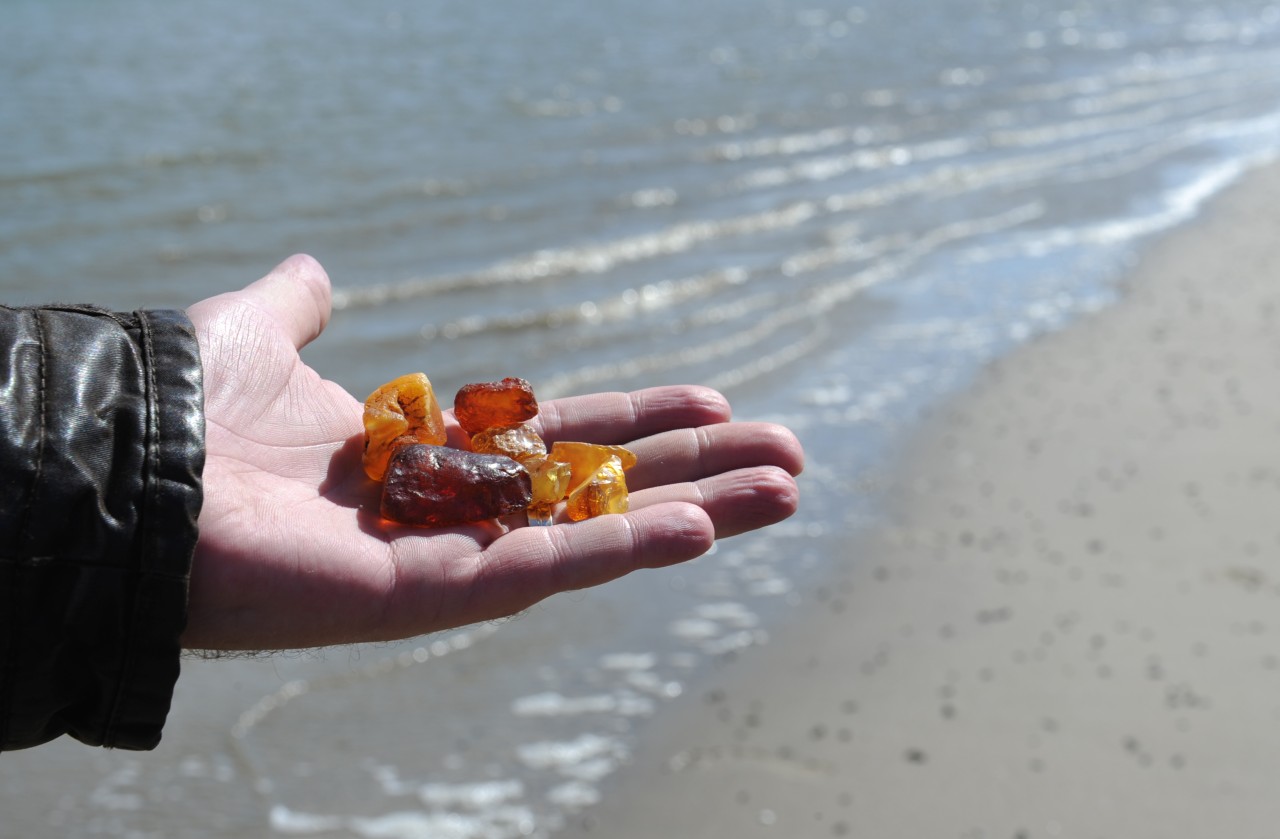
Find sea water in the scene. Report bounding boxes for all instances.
[3,1,1280,836]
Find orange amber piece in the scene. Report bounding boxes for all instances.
[565,456,629,521]
[469,424,546,464]
[547,441,637,490]
[362,373,447,481]
[454,378,538,437]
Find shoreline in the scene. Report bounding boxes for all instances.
[553,160,1280,838]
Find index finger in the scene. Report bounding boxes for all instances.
[531,385,732,446]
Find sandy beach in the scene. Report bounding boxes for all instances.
[554,162,1280,839]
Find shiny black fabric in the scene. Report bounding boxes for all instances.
[0,305,204,751]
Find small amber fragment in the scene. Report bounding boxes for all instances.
[525,458,572,525]
[381,444,532,527]
[363,373,447,481]
[564,456,629,521]
[469,424,546,464]
[548,441,637,490]
[454,378,538,437]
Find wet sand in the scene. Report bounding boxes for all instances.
[554,162,1280,838]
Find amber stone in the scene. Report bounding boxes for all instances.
[547,441,637,490]
[524,458,572,525]
[454,378,538,437]
[363,373,447,481]
[528,457,572,505]
[564,456,629,521]
[469,424,546,464]
[381,444,532,527]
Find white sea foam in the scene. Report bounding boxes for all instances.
[510,691,655,718]
[417,780,524,810]
[515,733,626,772]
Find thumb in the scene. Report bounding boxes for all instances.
[187,254,336,412]
[235,254,333,351]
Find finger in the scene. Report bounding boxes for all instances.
[238,253,333,351]
[435,502,715,628]
[532,385,732,445]
[627,465,800,539]
[625,422,805,490]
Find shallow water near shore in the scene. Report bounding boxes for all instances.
[3,1,1280,836]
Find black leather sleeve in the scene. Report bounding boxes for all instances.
[0,305,204,751]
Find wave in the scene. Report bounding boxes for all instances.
[538,203,1043,398]
[331,202,816,309]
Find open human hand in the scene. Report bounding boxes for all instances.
[184,255,804,650]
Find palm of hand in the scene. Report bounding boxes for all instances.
[182,256,802,651]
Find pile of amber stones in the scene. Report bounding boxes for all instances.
[362,373,634,527]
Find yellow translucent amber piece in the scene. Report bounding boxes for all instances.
[525,457,572,526]
[470,424,546,464]
[362,373,447,481]
[565,456,629,521]
[529,458,571,506]
[547,441,637,490]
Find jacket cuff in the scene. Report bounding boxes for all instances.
[0,306,204,751]
[102,309,205,749]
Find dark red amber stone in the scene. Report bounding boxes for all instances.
[380,444,533,527]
